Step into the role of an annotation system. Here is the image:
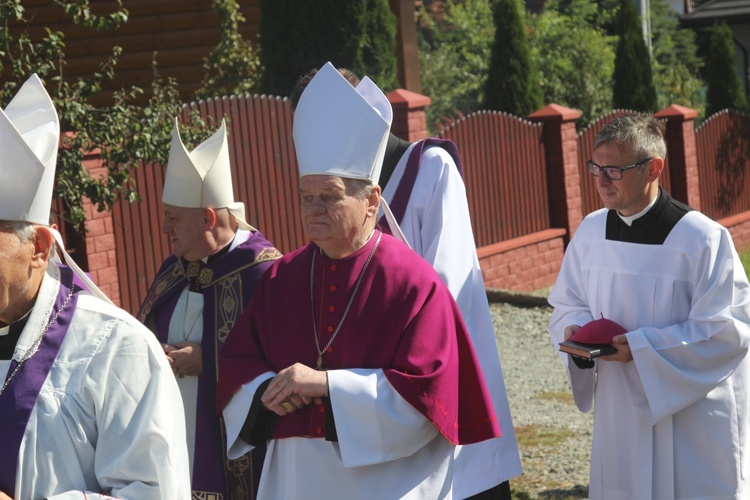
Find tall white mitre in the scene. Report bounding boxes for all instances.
[163,118,255,230]
[293,61,393,183]
[0,73,59,225]
[0,74,113,303]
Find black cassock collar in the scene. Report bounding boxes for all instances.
[605,188,693,245]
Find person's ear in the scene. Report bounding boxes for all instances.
[203,208,218,229]
[647,157,665,182]
[367,185,381,218]
[31,226,55,268]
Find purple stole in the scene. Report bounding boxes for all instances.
[0,267,79,494]
[381,138,464,228]
[138,232,280,500]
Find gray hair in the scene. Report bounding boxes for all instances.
[3,221,40,241]
[343,178,377,200]
[594,113,667,160]
[1,221,57,255]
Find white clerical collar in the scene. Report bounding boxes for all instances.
[618,192,659,226]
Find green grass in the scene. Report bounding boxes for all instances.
[534,391,574,404]
[514,423,575,448]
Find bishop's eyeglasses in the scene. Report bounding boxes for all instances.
[587,158,653,180]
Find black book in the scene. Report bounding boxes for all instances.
[558,340,616,359]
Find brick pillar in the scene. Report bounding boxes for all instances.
[654,104,700,211]
[528,103,583,242]
[81,152,121,306]
[386,89,431,142]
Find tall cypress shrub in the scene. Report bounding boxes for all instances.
[706,22,748,116]
[484,0,543,116]
[612,0,657,111]
[356,0,398,91]
[259,0,397,97]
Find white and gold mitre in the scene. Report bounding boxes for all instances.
[293,61,393,183]
[0,73,59,225]
[163,118,255,230]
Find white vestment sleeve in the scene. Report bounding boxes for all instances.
[327,369,439,467]
[223,371,275,459]
[626,224,750,424]
[548,227,597,412]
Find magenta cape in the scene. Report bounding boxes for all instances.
[218,230,500,445]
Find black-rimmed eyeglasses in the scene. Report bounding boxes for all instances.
[587,158,653,180]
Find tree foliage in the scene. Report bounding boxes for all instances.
[195,0,261,100]
[529,0,616,127]
[650,0,705,116]
[0,0,209,229]
[484,0,543,116]
[611,0,657,111]
[705,22,748,117]
[258,0,397,97]
[418,0,495,129]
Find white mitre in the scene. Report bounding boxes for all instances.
[293,61,393,183]
[0,74,113,304]
[163,118,255,231]
[0,73,59,225]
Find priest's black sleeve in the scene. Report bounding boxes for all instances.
[239,378,279,446]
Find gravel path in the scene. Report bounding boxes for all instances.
[489,300,592,499]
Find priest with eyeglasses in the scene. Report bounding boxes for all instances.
[548,113,750,499]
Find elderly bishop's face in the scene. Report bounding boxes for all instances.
[299,175,378,259]
[0,225,38,326]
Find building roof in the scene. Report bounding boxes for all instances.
[681,0,750,26]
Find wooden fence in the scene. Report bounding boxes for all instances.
[696,110,750,220]
[437,111,547,247]
[80,94,750,314]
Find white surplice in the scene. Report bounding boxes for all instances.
[548,208,750,499]
[1,264,190,500]
[165,228,248,476]
[224,369,456,499]
[380,143,523,497]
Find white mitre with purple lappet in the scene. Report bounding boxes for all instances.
[293,61,393,183]
[0,73,59,225]
[163,118,255,231]
[0,74,113,303]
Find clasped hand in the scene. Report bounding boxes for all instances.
[162,342,203,376]
[262,363,329,416]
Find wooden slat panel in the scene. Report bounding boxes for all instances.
[21,0,259,25]
[696,110,750,221]
[438,110,548,247]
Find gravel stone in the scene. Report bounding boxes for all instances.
[490,300,593,499]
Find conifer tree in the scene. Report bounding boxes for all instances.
[259,0,397,97]
[706,22,748,116]
[484,0,543,116]
[612,0,657,111]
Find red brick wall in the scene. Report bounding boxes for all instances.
[477,229,566,292]
[82,155,121,306]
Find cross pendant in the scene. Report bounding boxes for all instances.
[316,355,323,370]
